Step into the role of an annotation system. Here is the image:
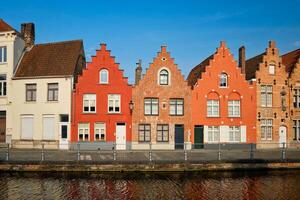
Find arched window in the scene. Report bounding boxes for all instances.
[159,69,169,85]
[220,73,228,87]
[99,69,108,84]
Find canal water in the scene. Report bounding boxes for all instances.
[0,170,300,199]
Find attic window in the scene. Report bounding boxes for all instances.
[161,57,167,61]
[269,64,275,75]
[220,73,228,87]
[99,69,108,84]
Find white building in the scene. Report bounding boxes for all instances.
[9,24,85,149]
[0,19,25,143]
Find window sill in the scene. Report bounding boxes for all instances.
[46,101,59,103]
[219,86,228,88]
[98,83,109,85]
[107,112,122,115]
[228,116,241,118]
[82,112,97,115]
[24,101,37,104]
[207,116,220,118]
[170,114,184,116]
[0,62,7,65]
[0,96,7,98]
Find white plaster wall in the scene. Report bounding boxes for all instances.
[10,77,73,142]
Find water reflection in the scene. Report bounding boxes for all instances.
[0,171,300,200]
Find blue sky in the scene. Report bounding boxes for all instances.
[2,0,300,83]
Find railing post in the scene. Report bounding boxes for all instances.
[6,143,9,161]
[249,143,254,160]
[281,142,286,160]
[149,142,152,162]
[113,142,116,161]
[184,142,187,162]
[41,144,45,161]
[77,143,80,161]
[218,143,221,161]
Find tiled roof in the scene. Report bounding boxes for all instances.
[282,48,300,74]
[15,40,84,77]
[0,19,15,32]
[245,53,265,80]
[187,55,213,86]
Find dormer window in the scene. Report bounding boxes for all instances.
[99,69,108,84]
[159,69,169,85]
[269,64,275,75]
[220,73,228,87]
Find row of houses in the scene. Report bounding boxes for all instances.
[0,19,299,150]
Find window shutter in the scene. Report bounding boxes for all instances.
[21,116,34,139]
[241,125,247,142]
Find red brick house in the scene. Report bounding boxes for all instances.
[132,46,192,150]
[187,42,256,148]
[71,44,132,150]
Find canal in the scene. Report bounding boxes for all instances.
[0,170,300,199]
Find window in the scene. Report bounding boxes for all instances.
[159,69,169,85]
[157,124,169,142]
[144,98,159,115]
[207,100,219,117]
[26,84,36,102]
[220,73,228,87]
[99,69,108,84]
[138,124,151,142]
[42,115,55,140]
[21,115,34,140]
[294,89,300,108]
[208,126,220,142]
[47,83,58,101]
[293,120,300,140]
[83,94,96,113]
[261,85,272,107]
[0,46,7,63]
[261,119,273,140]
[78,123,89,141]
[60,114,69,122]
[94,123,105,141]
[0,75,6,96]
[228,100,240,117]
[268,64,275,75]
[229,126,241,142]
[108,94,121,113]
[170,99,184,116]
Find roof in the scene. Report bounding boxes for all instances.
[0,19,15,32]
[282,48,300,74]
[187,54,213,86]
[245,52,265,80]
[15,40,84,77]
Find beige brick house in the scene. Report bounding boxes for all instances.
[243,41,289,148]
[131,46,192,150]
[282,49,300,146]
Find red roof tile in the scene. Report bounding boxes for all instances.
[0,19,15,32]
[282,48,300,74]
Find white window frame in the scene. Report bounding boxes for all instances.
[144,98,159,115]
[78,123,90,141]
[207,100,219,117]
[83,94,96,113]
[207,126,220,142]
[94,122,106,141]
[0,74,7,96]
[294,89,300,108]
[229,126,241,142]
[220,73,228,87]
[261,119,273,140]
[0,46,7,63]
[108,94,121,113]
[268,64,275,75]
[159,69,169,85]
[228,100,240,117]
[157,124,169,142]
[99,69,109,84]
[261,85,272,107]
[170,99,184,116]
[42,115,55,140]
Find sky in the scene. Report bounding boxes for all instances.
[2,0,300,84]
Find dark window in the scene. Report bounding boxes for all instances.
[144,98,159,115]
[48,83,58,101]
[170,99,184,116]
[0,75,7,96]
[60,114,69,122]
[157,124,169,142]
[26,84,37,101]
[220,73,228,87]
[61,125,68,139]
[138,124,151,142]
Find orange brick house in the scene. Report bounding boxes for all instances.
[244,41,289,148]
[188,42,256,148]
[282,49,300,146]
[71,44,132,150]
[131,46,192,150]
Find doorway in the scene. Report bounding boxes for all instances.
[116,123,126,150]
[175,124,184,149]
[194,125,204,149]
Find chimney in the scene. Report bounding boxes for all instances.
[21,23,35,48]
[239,46,246,74]
[135,59,142,85]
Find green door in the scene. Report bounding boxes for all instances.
[175,124,184,149]
[194,125,204,149]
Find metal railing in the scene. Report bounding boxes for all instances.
[0,142,299,164]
